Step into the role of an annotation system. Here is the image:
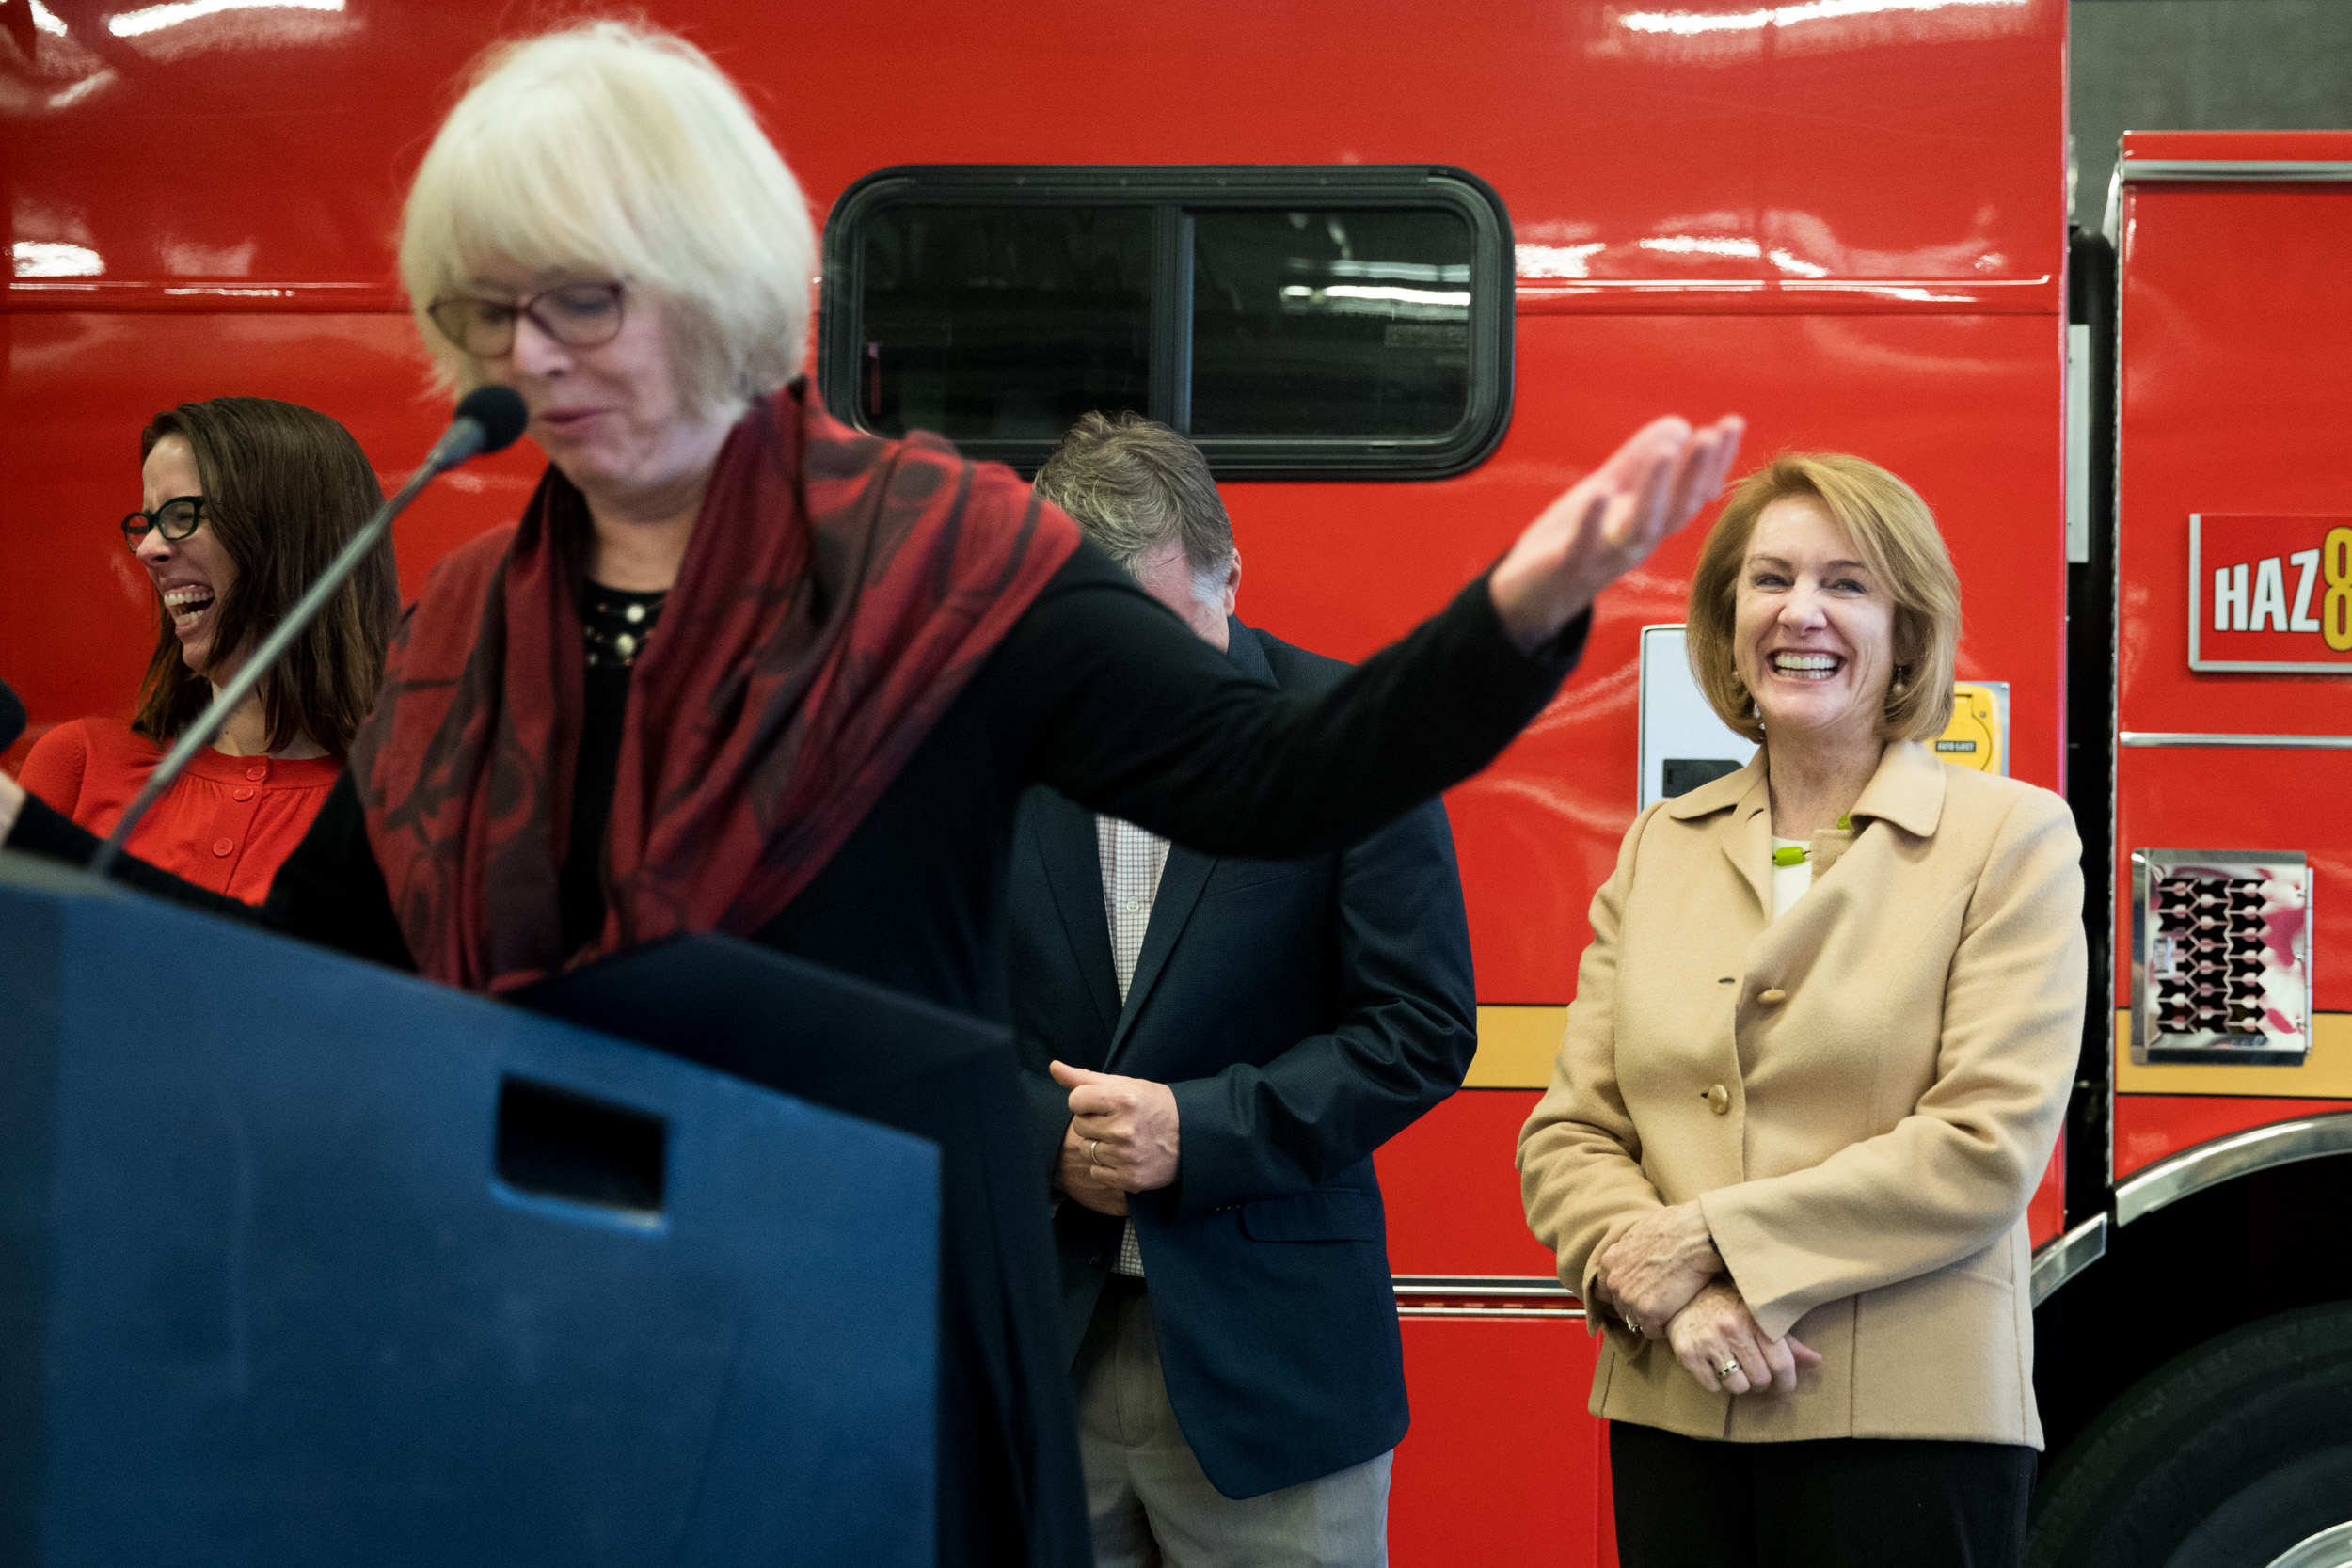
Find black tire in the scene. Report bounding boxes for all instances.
[2027,1301,2352,1568]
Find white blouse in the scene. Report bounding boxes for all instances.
[1770,835,1815,921]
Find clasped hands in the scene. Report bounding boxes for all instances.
[1051,1060,1180,1219]
[1591,1201,1820,1398]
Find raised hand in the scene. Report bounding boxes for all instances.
[1489,414,1746,653]
[1665,1280,1823,1397]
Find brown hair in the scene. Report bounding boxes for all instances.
[1033,412,1235,581]
[132,398,397,759]
[1686,451,1963,745]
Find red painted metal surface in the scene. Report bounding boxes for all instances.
[7,0,2063,306]
[2110,753,2352,1017]
[2027,1132,2065,1246]
[1392,1318,1611,1566]
[2111,155,2352,760]
[1379,1091,1561,1277]
[2114,1095,2352,1182]
[4,2,2070,1558]
[2110,135,2352,1185]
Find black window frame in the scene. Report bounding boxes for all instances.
[817,165,1516,481]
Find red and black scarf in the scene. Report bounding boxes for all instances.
[350,382,1078,994]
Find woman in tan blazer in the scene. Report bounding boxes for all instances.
[1518,453,2084,1568]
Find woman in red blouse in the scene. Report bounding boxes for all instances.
[22,397,397,901]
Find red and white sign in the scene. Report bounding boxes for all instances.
[2189,514,2352,673]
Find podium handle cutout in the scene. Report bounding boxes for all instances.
[494,1078,667,1222]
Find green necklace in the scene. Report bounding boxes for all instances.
[1771,814,1852,867]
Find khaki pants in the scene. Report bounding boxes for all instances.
[1074,1278,1391,1568]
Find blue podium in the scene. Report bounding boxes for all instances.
[0,855,937,1566]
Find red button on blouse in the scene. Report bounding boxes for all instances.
[19,719,343,904]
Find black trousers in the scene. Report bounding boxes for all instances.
[1610,1421,2036,1568]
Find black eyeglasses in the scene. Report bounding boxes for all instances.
[426,281,628,358]
[122,495,205,549]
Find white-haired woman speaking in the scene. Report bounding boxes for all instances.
[0,24,1740,1566]
[1518,453,2085,1568]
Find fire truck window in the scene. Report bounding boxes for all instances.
[1188,208,1476,439]
[819,166,1512,477]
[855,204,1154,441]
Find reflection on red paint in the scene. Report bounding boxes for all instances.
[2115,1095,2352,1181]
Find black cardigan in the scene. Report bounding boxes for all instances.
[19,545,1581,1011]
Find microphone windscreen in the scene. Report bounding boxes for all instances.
[0,679,24,755]
[454,386,530,455]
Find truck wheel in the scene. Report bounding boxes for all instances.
[2027,1302,2352,1568]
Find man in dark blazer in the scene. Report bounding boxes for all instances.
[1009,412,1479,1566]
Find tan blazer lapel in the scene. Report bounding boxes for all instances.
[1664,755,1773,920]
[1806,822,1856,876]
[1849,740,1947,840]
[1719,774,1774,920]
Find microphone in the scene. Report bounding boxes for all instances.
[0,678,24,755]
[89,386,530,880]
[425,384,532,474]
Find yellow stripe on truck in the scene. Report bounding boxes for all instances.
[1466,1005,1569,1089]
[2115,1009,2352,1098]
[1479,1008,2352,1097]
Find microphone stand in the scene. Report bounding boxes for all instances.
[89,417,499,882]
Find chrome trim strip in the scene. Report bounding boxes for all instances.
[2066,324,2091,565]
[2122,159,2352,183]
[2129,848,2312,1067]
[2189,515,2203,670]
[1391,1275,1586,1318]
[2120,732,2352,749]
[2131,850,2150,1069]
[2266,1520,2352,1568]
[2115,1113,2352,1227]
[1,279,405,313]
[1391,1274,1576,1298]
[2029,1214,2109,1307]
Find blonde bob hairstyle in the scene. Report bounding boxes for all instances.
[1686,452,1963,746]
[398,21,816,416]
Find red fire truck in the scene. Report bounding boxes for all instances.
[2012,131,2352,1568]
[3,0,2345,1562]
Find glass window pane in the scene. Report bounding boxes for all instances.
[1187,208,1475,438]
[856,204,1153,441]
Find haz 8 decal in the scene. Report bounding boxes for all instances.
[2188,515,2352,673]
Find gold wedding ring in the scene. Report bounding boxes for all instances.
[1717,1359,1741,1380]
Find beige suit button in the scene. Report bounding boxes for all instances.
[1758,988,1788,1004]
[1706,1084,1730,1116]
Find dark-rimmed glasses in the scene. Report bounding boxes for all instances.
[121,495,205,550]
[426,281,628,358]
